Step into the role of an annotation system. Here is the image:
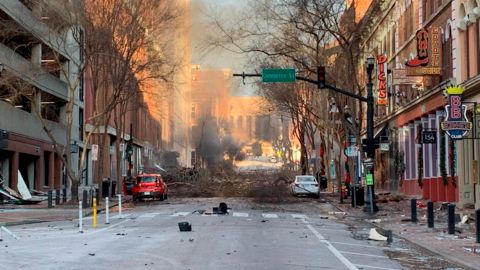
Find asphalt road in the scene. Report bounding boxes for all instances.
[0,198,408,270]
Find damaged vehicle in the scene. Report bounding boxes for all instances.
[291,175,320,198]
[132,174,168,202]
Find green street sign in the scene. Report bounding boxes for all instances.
[366,174,373,186]
[262,68,296,83]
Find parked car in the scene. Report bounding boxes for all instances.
[291,175,320,198]
[132,174,168,201]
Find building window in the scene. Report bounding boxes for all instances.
[79,73,84,102]
[79,108,84,141]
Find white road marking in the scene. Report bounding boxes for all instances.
[328,241,386,249]
[354,264,402,270]
[291,214,308,219]
[171,212,190,217]
[138,212,160,218]
[303,219,358,270]
[262,213,278,218]
[339,251,389,258]
[201,214,218,217]
[233,212,249,217]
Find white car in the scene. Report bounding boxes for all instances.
[291,175,320,198]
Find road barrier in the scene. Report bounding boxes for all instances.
[448,204,455,235]
[427,201,434,228]
[118,194,122,219]
[476,209,480,243]
[93,198,97,229]
[55,190,60,205]
[411,198,417,222]
[48,190,53,208]
[105,197,110,224]
[79,200,83,233]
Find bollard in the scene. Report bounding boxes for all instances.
[93,198,97,229]
[55,190,60,205]
[62,188,67,203]
[105,197,110,224]
[411,198,417,222]
[79,200,83,233]
[48,190,53,208]
[476,209,480,244]
[82,190,88,208]
[427,201,434,228]
[448,204,455,235]
[118,194,122,219]
[89,189,94,208]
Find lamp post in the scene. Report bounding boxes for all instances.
[365,56,378,213]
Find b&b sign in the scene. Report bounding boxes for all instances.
[421,131,437,144]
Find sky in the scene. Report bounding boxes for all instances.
[190,0,248,71]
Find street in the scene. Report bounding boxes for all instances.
[0,198,411,270]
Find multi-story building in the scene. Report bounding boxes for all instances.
[356,0,480,207]
[0,1,84,194]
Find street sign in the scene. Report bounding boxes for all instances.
[366,174,373,185]
[345,146,358,157]
[421,130,437,144]
[262,68,296,83]
[380,143,389,151]
[92,144,99,161]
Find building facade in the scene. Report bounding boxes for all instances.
[0,1,84,195]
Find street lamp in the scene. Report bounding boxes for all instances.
[365,56,378,213]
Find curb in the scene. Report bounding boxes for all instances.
[327,198,477,270]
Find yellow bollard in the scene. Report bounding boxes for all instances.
[93,197,97,229]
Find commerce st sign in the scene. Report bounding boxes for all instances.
[262,68,296,83]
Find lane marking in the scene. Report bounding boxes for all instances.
[328,241,386,249]
[233,212,249,217]
[171,212,190,217]
[139,212,160,218]
[262,213,278,218]
[201,214,218,217]
[303,219,357,270]
[339,251,389,258]
[291,214,308,219]
[353,264,402,270]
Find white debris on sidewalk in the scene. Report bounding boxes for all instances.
[368,228,387,241]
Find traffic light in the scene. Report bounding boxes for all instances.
[318,66,325,88]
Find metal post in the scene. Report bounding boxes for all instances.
[369,186,373,213]
[118,194,122,219]
[105,197,110,224]
[93,198,97,229]
[79,200,83,233]
[82,190,88,208]
[476,209,480,243]
[448,204,455,235]
[365,58,378,213]
[411,198,417,222]
[48,190,53,208]
[55,190,60,205]
[427,201,434,228]
[62,188,66,203]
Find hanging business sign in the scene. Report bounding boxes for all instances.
[421,130,437,144]
[392,69,423,85]
[377,55,388,105]
[406,27,442,76]
[441,86,472,139]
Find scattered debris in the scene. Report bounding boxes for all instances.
[261,220,268,223]
[116,233,127,236]
[368,219,382,223]
[368,228,387,241]
[189,238,194,242]
[328,211,346,216]
[178,222,192,232]
[319,216,329,219]
[88,253,95,256]
[226,252,231,255]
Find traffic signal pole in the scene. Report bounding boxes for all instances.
[234,66,378,213]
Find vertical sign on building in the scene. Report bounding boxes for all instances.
[441,86,472,139]
[92,144,99,161]
[406,26,442,76]
[377,55,388,105]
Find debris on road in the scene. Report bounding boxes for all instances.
[368,228,387,241]
[88,253,95,256]
[178,222,192,232]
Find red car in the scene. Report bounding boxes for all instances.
[132,174,168,201]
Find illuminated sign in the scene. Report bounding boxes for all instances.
[406,27,442,76]
[441,86,472,139]
[377,55,388,105]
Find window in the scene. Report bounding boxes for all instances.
[79,108,84,141]
[79,73,84,102]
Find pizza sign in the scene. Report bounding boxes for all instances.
[377,55,388,105]
[440,86,472,139]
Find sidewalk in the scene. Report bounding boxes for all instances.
[0,199,124,226]
[325,192,480,270]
